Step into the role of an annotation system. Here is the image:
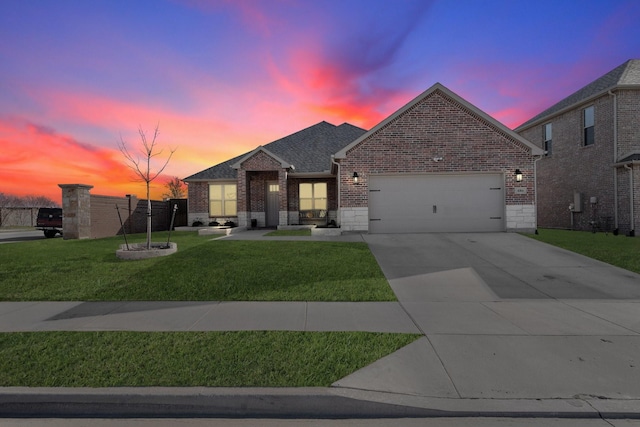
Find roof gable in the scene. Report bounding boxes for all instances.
[230,146,291,170]
[335,83,544,158]
[517,59,640,130]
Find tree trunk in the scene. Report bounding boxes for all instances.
[146,183,152,250]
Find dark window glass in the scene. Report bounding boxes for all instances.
[584,126,594,146]
[544,123,552,155]
[583,106,594,146]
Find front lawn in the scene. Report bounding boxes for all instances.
[0,331,419,387]
[528,228,640,274]
[0,231,394,301]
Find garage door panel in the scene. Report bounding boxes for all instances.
[369,174,504,233]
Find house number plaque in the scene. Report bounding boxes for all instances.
[514,187,527,194]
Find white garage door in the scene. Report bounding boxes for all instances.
[368,174,505,233]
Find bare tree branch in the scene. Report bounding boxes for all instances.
[118,123,177,249]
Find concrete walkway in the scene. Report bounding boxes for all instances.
[0,301,418,333]
[2,230,640,418]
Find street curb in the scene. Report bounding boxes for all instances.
[2,387,640,419]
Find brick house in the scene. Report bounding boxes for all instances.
[184,122,367,228]
[516,59,640,235]
[185,83,544,233]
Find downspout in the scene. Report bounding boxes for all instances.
[609,90,619,232]
[534,154,543,233]
[625,163,634,236]
[331,155,340,226]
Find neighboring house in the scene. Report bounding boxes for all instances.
[185,83,544,233]
[516,59,640,235]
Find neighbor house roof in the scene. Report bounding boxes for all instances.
[334,82,545,159]
[184,121,367,181]
[516,59,640,131]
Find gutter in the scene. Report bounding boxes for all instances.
[625,163,635,235]
[609,90,619,231]
[287,172,334,178]
[534,154,544,232]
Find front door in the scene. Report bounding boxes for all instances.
[266,181,279,227]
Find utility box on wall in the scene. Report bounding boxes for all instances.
[573,192,583,213]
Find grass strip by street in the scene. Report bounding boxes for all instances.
[528,228,640,274]
[0,331,419,387]
[0,231,394,301]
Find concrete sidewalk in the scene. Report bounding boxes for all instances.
[0,301,418,333]
[2,231,640,418]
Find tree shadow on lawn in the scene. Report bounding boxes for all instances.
[48,301,214,320]
[93,240,394,302]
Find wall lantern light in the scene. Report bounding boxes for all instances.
[353,172,359,184]
[515,169,523,182]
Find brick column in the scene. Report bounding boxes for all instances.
[236,170,249,227]
[59,184,93,239]
[278,169,289,226]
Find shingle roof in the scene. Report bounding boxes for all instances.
[516,59,640,130]
[184,121,366,181]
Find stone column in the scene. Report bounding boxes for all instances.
[59,184,93,239]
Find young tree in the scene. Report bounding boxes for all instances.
[162,176,186,199]
[118,124,176,249]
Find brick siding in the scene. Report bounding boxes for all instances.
[338,90,536,216]
[187,182,209,213]
[519,89,640,233]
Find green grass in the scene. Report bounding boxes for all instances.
[528,228,640,274]
[0,231,394,301]
[0,331,419,387]
[264,229,312,237]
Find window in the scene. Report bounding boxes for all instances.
[209,183,237,216]
[544,123,552,156]
[583,106,594,146]
[299,183,327,211]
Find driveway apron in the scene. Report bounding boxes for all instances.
[334,233,640,400]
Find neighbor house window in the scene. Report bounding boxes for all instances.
[299,183,327,211]
[544,123,552,156]
[583,106,594,146]
[209,183,237,216]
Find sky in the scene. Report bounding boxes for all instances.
[1,0,639,203]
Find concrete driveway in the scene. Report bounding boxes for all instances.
[363,232,640,299]
[334,232,640,402]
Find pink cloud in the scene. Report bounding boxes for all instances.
[0,118,141,202]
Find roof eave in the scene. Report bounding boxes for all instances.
[288,171,334,179]
[182,177,236,183]
[516,84,640,132]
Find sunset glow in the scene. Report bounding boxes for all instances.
[1,0,638,203]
